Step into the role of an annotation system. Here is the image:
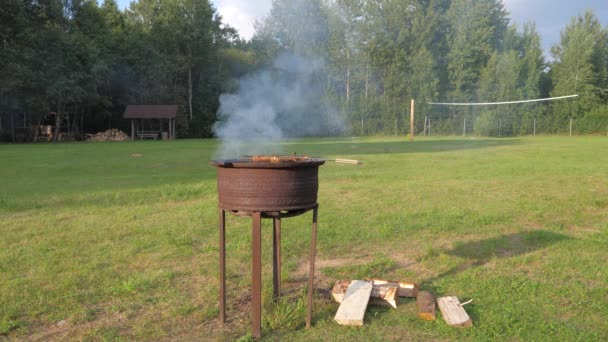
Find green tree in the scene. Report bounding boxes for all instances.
[446,0,508,102]
[476,50,520,135]
[551,10,608,121]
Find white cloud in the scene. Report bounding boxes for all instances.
[212,0,273,40]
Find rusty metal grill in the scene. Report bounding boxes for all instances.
[211,157,324,339]
[211,157,324,212]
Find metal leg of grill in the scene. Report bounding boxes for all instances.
[306,205,318,329]
[272,218,281,300]
[219,209,226,324]
[252,212,262,339]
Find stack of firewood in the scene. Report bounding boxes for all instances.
[86,129,129,142]
[332,279,472,327]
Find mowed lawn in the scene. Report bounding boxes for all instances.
[1,136,607,341]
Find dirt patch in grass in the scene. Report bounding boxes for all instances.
[293,253,422,286]
[26,312,128,342]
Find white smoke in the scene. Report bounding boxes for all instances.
[213,52,344,158]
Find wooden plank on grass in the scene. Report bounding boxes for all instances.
[335,158,362,164]
[437,296,473,327]
[334,280,373,326]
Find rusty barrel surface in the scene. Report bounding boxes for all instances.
[211,159,325,212]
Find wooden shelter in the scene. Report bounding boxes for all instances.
[0,106,28,142]
[123,105,178,140]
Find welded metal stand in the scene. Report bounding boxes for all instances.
[218,205,318,339]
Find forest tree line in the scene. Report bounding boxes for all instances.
[1,0,607,141]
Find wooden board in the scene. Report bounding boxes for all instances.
[368,279,420,297]
[334,280,373,326]
[335,158,362,164]
[416,291,436,321]
[437,296,473,327]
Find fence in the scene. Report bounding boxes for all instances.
[347,116,608,137]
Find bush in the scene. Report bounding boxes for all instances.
[576,105,608,134]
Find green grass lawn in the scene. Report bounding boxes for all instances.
[1,136,607,341]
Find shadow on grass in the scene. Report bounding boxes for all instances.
[285,138,523,156]
[428,230,572,283]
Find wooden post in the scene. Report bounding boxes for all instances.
[11,112,15,143]
[395,118,398,135]
[533,118,536,136]
[463,118,466,137]
[410,99,415,142]
[570,117,573,136]
[424,116,427,136]
[131,120,135,140]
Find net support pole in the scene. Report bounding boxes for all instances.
[424,116,428,135]
[410,99,415,142]
[570,118,573,137]
[499,119,502,137]
[534,118,536,136]
[463,118,466,137]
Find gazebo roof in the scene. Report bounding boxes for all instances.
[123,105,178,119]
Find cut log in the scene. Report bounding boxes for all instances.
[334,280,373,326]
[369,279,420,297]
[332,280,399,308]
[437,296,473,327]
[416,291,436,321]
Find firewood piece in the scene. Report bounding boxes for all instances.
[334,280,373,326]
[369,282,399,308]
[331,280,351,303]
[437,296,473,327]
[334,159,362,164]
[332,280,399,308]
[86,129,129,142]
[369,279,420,297]
[416,291,436,321]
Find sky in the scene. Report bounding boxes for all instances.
[503,0,608,55]
[116,0,608,57]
